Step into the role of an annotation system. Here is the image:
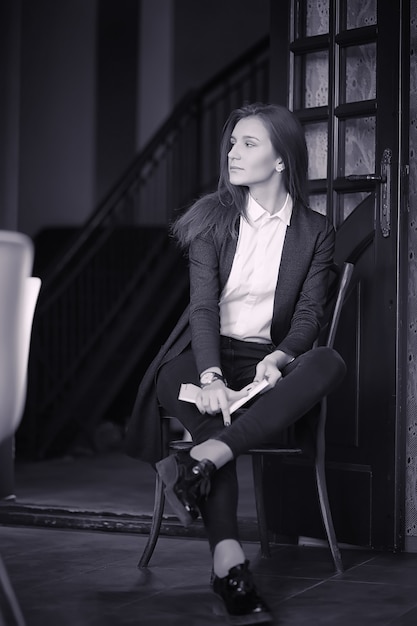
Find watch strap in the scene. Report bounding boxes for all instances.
[200,371,226,387]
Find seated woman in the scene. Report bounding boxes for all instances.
[125,102,346,625]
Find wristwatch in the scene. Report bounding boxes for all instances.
[200,371,226,387]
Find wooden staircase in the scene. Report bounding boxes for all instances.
[18,38,270,458]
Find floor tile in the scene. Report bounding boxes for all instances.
[2,452,417,626]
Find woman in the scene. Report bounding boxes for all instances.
[125,102,346,624]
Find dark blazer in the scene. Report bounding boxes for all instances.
[124,202,335,464]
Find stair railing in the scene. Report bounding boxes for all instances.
[23,38,270,456]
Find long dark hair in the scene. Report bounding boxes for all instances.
[172,102,309,248]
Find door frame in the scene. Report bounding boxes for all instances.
[268,0,410,550]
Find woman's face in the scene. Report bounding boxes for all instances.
[228,116,281,188]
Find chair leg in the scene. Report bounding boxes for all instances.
[138,472,165,568]
[251,454,271,558]
[315,457,344,574]
[0,553,26,626]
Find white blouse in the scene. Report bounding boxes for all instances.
[219,193,292,343]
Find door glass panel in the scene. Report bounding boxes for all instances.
[305,122,328,179]
[341,116,376,176]
[345,0,377,30]
[309,194,327,215]
[291,0,378,227]
[306,0,329,36]
[339,192,371,221]
[304,51,329,107]
[342,44,377,103]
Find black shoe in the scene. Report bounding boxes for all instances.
[212,560,272,625]
[155,450,215,527]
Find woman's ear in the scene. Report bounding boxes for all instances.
[275,160,285,173]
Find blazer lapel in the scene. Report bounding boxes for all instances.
[274,209,298,290]
[272,206,310,330]
[219,219,240,289]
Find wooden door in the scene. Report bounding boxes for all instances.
[265,0,410,550]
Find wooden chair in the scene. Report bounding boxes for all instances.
[0,230,41,626]
[138,262,354,574]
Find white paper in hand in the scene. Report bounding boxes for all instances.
[178,383,201,404]
[228,379,269,413]
[178,378,269,415]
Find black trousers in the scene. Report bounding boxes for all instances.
[156,337,346,552]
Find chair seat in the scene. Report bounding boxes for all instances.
[168,438,303,456]
[168,440,194,452]
[247,445,303,455]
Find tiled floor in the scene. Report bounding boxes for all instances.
[3,526,417,625]
[1,451,417,625]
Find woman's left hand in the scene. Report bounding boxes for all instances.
[253,353,284,388]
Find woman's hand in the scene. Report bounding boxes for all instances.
[195,380,249,425]
[253,352,285,388]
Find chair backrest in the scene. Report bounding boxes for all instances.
[327,262,355,348]
[311,261,354,456]
[319,261,355,349]
[0,231,41,443]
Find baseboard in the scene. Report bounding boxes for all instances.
[404,536,417,553]
[0,502,260,542]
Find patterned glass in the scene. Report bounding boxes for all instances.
[306,0,329,36]
[345,0,376,30]
[304,51,329,107]
[343,44,376,103]
[339,192,371,221]
[305,122,328,179]
[342,116,375,176]
[309,194,327,216]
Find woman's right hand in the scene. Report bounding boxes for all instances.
[195,381,249,425]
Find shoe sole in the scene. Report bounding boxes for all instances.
[212,597,273,625]
[156,455,197,528]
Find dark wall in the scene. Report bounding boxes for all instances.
[173,0,270,103]
[13,0,270,237]
[19,0,97,236]
[95,0,139,204]
[17,0,140,236]
[0,0,20,230]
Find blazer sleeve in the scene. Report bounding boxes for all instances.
[124,306,191,464]
[274,217,335,356]
[188,233,223,374]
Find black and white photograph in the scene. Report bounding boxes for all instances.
[1,1,417,624]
